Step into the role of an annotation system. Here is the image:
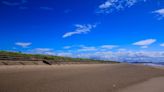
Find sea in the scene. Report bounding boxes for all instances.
[130,62,164,67]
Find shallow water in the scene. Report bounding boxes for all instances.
[143,63,164,67]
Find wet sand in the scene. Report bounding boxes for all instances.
[0,64,164,92]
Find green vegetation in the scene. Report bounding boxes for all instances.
[0,51,118,64]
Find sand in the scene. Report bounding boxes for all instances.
[0,64,164,92]
[117,77,164,92]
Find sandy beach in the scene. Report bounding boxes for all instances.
[0,64,164,92]
[117,77,164,92]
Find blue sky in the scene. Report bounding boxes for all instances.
[0,0,164,62]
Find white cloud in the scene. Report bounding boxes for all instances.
[63,46,72,49]
[97,0,146,14]
[118,48,127,52]
[62,44,119,52]
[160,43,164,47]
[57,52,73,57]
[44,52,56,55]
[34,48,53,52]
[23,47,164,63]
[152,8,164,19]
[50,50,164,63]
[141,46,148,49]
[133,39,156,48]
[77,46,97,52]
[15,42,32,48]
[27,48,73,57]
[99,1,112,9]
[28,48,56,55]
[126,0,138,7]
[71,50,164,63]
[100,45,118,49]
[63,24,97,38]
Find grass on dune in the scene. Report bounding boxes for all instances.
[0,51,118,63]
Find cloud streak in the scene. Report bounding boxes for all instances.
[62,44,119,52]
[63,24,97,38]
[15,42,32,48]
[77,46,97,52]
[100,45,118,49]
[160,43,164,47]
[133,39,156,48]
[152,8,164,20]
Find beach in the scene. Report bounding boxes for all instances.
[117,77,164,92]
[0,64,164,92]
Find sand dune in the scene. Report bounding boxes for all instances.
[0,64,164,92]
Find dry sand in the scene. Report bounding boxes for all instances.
[117,77,164,92]
[0,64,164,92]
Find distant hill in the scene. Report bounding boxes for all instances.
[0,51,119,65]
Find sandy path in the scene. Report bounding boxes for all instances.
[0,64,164,92]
